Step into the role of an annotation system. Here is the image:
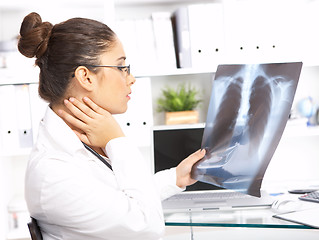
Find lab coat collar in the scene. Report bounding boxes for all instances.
[42,105,85,155]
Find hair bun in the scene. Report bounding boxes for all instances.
[18,12,53,58]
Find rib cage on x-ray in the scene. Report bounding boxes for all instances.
[191,63,302,197]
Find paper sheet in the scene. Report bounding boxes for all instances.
[273,207,319,228]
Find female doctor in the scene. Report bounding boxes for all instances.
[18,12,205,240]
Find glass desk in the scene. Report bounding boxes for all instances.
[164,207,315,229]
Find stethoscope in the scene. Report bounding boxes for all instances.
[82,142,113,171]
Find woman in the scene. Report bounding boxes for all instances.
[18,12,205,240]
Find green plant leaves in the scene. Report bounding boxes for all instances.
[157,83,202,112]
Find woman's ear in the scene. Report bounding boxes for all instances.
[74,66,94,91]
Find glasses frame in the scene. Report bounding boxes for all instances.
[87,64,130,76]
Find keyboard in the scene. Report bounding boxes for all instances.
[299,190,319,203]
[166,191,252,201]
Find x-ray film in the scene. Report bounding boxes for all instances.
[191,62,303,197]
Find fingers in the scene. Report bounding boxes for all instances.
[82,97,105,115]
[57,109,88,131]
[64,98,95,121]
[72,129,91,145]
[176,149,205,188]
[187,149,206,164]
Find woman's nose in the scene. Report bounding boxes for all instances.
[127,74,136,85]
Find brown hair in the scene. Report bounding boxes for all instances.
[18,12,116,104]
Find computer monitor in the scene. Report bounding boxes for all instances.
[152,123,223,191]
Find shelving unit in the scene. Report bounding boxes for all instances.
[284,122,319,138]
[135,66,217,78]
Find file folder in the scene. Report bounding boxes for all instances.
[0,85,19,151]
[114,77,153,147]
[151,12,177,69]
[135,18,157,71]
[28,83,48,144]
[15,84,33,148]
[173,3,225,69]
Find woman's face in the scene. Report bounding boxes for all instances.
[91,38,135,114]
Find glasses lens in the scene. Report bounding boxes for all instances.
[121,65,130,76]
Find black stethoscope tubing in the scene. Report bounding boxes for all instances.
[82,142,113,171]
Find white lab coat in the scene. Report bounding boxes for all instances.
[25,106,183,240]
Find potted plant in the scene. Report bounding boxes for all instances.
[157,83,202,125]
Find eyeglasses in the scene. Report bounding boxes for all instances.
[88,64,130,76]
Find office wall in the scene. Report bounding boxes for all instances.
[0,4,111,42]
[294,66,319,105]
[263,66,319,190]
[264,133,319,189]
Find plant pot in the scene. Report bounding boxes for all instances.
[165,110,199,125]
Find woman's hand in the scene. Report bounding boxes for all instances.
[57,97,125,148]
[176,149,206,189]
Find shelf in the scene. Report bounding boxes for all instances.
[134,64,319,79]
[0,66,217,84]
[0,148,32,157]
[134,67,217,78]
[283,120,319,138]
[283,126,319,138]
[0,68,39,86]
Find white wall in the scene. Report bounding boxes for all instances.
[263,132,319,190]
[0,2,113,42]
[294,66,319,105]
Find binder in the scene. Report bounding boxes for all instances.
[0,85,19,151]
[173,3,225,69]
[115,19,139,72]
[14,84,33,148]
[28,83,48,144]
[151,12,177,69]
[172,6,191,68]
[114,77,153,147]
[135,18,157,72]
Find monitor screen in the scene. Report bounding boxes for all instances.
[152,124,223,191]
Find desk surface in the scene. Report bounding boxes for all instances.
[164,208,312,229]
[164,194,319,229]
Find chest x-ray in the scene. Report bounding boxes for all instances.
[191,62,303,197]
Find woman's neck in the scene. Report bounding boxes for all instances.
[51,103,106,157]
[51,103,81,132]
[91,146,106,157]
